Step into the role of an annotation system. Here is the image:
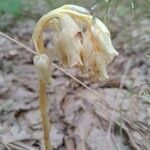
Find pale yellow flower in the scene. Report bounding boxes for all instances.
[32,4,118,81]
[53,13,83,66]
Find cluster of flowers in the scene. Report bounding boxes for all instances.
[33,5,118,82]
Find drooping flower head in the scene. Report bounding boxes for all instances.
[33,4,118,82]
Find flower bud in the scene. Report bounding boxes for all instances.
[33,54,51,82]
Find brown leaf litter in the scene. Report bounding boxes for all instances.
[0,18,150,150]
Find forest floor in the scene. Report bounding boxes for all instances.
[0,5,150,150]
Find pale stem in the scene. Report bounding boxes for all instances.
[39,79,52,150]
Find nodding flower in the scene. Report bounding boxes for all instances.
[33,4,118,82]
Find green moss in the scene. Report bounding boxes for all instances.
[0,0,32,17]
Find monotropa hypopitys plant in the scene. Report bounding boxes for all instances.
[33,4,118,150]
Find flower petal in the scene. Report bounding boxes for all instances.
[53,13,83,66]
